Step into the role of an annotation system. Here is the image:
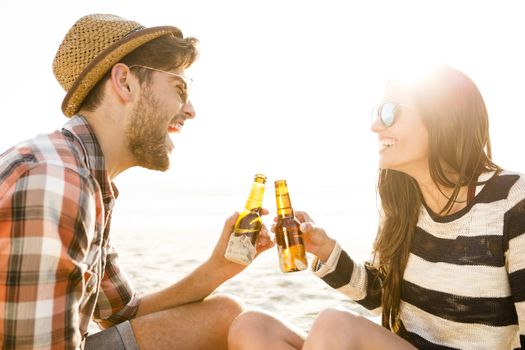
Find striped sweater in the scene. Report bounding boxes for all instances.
[313,171,525,349]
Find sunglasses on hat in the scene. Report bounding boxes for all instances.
[371,102,413,128]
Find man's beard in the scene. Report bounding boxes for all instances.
[126,89,171,171]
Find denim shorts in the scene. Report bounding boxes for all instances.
[84,321,139,350]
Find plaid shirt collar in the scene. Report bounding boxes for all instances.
[62,115,119,208]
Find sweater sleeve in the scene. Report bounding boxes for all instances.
[504,198,525,348]
[312,242,383,314]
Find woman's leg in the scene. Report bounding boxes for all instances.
[303,308,416,350]
[228,310,306,350]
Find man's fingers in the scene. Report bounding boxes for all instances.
[257,240,275,251]
[256,237,275,252]
[256,225,275,253]
[258,225,272,243]
[222,212,239,237]
[259,225,269,238]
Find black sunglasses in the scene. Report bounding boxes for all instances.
[371,102,413,128]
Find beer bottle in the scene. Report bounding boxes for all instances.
[274,179,308,273]
[224,174,267,265]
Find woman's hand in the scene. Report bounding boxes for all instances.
[293,211,336,263]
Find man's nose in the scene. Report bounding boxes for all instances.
[182,100,196,119]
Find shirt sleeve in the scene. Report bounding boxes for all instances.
[504,198,525,348]
[312,241,383,314]
[93,243,141,329]
[0,164,98,349]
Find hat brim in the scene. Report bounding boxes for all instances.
[62,26,181,117]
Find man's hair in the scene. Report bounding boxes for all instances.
[80,34,199,111]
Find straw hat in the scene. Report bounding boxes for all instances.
[53,14,182,117]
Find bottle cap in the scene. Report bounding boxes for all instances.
[254,174,267,183]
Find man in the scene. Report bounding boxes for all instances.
[0,13,273,349]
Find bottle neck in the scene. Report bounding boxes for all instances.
[245,182,265,210]
[275,192,294,218]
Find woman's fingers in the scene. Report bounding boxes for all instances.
[295,210,314,223]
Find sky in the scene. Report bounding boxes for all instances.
[1,0,525,195]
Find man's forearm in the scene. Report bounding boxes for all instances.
[134,259,229,317]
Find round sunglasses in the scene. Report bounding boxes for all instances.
[371,102,413,128]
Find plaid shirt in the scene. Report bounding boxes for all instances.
[0,116,141,349]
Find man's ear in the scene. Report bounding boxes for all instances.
[110,63,134,102]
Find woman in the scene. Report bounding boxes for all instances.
[228,66,525,349]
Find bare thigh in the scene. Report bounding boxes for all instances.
[303,308,416,350]
[228,310,306,350]
[130,294,243,350]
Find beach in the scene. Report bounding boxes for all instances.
[93,173,380,332]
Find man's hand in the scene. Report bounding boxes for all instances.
[208,210,275,280]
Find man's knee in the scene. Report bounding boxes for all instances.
[205,293,245,322]
[312,307,361,332]
[236,309,268,321]
[303,307,365,349]
[228,310,271,347]
[229,310,306,350]
[230,310,266,333]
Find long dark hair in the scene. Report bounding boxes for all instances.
[373,66,501,331]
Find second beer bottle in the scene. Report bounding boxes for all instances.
[274,179,308,273]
